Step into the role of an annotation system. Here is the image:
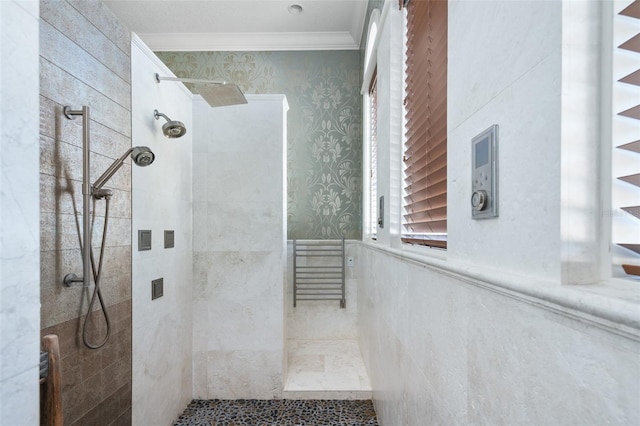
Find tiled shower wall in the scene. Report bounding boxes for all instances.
[130,36,194,426]
[358,1,640,425]
[192,95,287,399]
[157,51,362,240]
[0,1,41,424]
[39,0,133,424]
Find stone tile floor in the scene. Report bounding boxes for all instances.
[284,340,372,400]
[173,399,378,426]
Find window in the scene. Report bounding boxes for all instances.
[401,0,448,249]
[611,0,640,277]
[363,8,381,240]
[369,69,378,238]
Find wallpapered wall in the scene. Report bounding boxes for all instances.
[156,51,363,239]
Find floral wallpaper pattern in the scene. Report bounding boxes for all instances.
[157,51,362,239]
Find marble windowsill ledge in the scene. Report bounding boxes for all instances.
[355,241,640,342]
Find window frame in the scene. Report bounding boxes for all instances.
[363,8,382,241]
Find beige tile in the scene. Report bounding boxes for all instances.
[287,353,325,374]
[284,339,371,399]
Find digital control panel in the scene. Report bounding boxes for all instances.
[471,125,498,219]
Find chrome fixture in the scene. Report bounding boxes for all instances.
[93,146,155,195]
[288,3,303,14]
[154,109,187,138]
[154,73,248,108]
[62,105,156,349]
[293,239,346,309]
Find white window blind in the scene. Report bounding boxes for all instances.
[612,0,640,277]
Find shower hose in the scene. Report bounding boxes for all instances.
[83,196,112,349]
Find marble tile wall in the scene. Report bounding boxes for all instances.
[359,1,640,424]
[356,243,640,425]
[192,95,288,399]
[39,0,133,423]
[130,35,194,426]
[0,1,41,425]
[446,0,564,281]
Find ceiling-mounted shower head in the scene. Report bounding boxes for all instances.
[92,146,156,196]
[155,73,248,108]
[154,109,187,138]
[194,83,248,108]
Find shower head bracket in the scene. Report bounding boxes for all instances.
[154,72,226,85]
[154,109,187,138]
[93,188,113,200]
[63,106,83,120]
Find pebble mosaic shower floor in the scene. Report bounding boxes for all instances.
[173,399,379,426]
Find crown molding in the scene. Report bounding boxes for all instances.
[350,0,369,51]
[138,31,360,52]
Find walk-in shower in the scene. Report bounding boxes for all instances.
[154,73,248,108]
[154,109,187,138]
[63,106,155,349]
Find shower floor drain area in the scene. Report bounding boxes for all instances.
[173,399,378,425]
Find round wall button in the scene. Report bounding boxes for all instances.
[471,190,488,211]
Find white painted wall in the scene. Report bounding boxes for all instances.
[131,35,193,425]
[192,94,288,399]
[361,1,640,424]
[0,1,41,424]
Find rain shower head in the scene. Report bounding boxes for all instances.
[92,146,155,196]
[154,109,187,138]
[154,73,248,108]
[195,83,248,108]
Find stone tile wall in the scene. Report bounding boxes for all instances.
[130,36,194,425]
[39,0,133,424]
[358,1,640,424]
[192,95,287,399]
[356,242,640,425]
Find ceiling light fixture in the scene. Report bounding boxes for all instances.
[288,3,303,15]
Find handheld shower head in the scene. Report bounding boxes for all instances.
[131,146,155,166]
[92,146,155,196]
[154,109,187,138]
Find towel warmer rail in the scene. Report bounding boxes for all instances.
[293,239,346,308]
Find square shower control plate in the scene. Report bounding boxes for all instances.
[138,230,152,251]
[471,125,499,219]
[164,230,175,248]
[151,278,163,300]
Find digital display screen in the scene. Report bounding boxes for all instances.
[475,137,489,168]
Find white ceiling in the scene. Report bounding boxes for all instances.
[103,0,369,51]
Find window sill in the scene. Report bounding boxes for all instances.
[354,240,640,341]
[400,241,447,261]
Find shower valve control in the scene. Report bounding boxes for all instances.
[471,190,487,211]
[471,125,498,219]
